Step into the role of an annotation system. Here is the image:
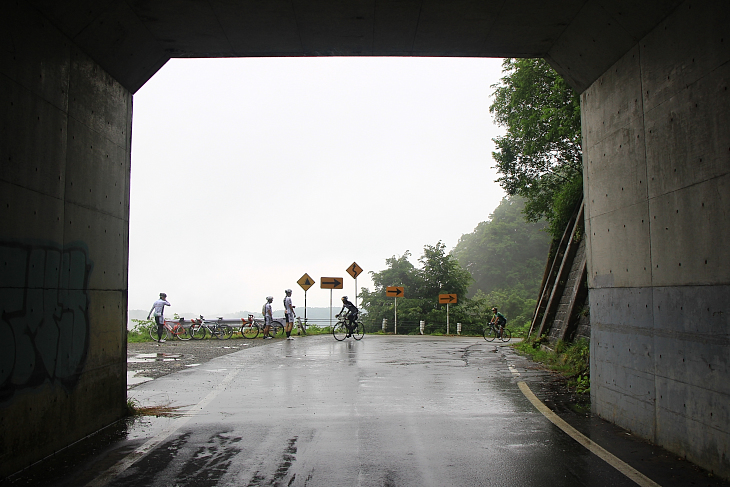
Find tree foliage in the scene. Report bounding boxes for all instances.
[359,242,471,333]
[490,58,583,238]
[452,196,550,328]
[452,196,549,297]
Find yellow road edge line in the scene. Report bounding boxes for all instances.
[517,381,661,487]
[86,368,240,487]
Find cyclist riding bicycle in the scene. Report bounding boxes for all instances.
[490,307,507,338]
[336,296,359,337]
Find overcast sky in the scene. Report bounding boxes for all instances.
[129,56,507,315]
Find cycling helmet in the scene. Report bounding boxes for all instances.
[285,289,292,295]
[266,296,274,302]
[160,292,167,298]
[342,296,348,300]
[492,307,498,312]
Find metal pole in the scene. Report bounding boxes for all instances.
[354,277,357,308]
[329,290,333,328]
[446,303,450,335]
[394,297,397,335]
[304,290,308,325]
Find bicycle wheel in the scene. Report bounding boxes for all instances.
[190,323,207,340]
[483,326,497,342]
[500,328,512,342]
[333,322,348,341]
[353,322,365,340]
[218,325,233,340]
[149,323,169,341]
[241,323,259,339]
[273,322,285,337]
[174,323,192,341]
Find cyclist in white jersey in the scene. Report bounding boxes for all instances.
[283,289,296,339]
[147,293,170,343]
[262,296,274,339]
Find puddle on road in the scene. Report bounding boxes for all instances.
[128,353,182,363]
[127,370,153,388]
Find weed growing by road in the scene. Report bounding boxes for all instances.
[514,335,590,394]
[126,397,185,417]
[128,319,154,342]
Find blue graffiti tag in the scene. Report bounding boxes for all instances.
[0,241,93,402]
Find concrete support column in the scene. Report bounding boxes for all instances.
[0,1,132,476]
[582,0,730,477]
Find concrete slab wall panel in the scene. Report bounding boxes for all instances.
[585,0,730,477]
[0,1,130,476]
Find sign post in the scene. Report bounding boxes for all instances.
[347,262,363,308]
[386,286,404,334]
[439,294,457,335]
[321,277,344,328]
[297,273,315,325]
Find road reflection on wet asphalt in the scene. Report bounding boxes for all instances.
[7,335,725,486]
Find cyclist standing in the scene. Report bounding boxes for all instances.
[283,289,296,340]
[336,296,359,337]
[262,296,274,339]
[490,307,507,338]
[147,293,170,343]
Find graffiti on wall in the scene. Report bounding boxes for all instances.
[0,241,93,403]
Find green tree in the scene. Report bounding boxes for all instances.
[418,242,471,306]
[359,251,422,330]
[360,243,472,333]
[452,196,550,332]
[490,58,583,238]
[452,196,549,297]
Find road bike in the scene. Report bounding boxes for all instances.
[239,315,285,339]
[296,317,306,335]
[240,315,261,339]
[148,318,191,341]
[332,318,364,341]
[190,316,233,340]
[483,322,511,342]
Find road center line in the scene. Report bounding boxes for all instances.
[517,381,661,487]
[86,367,240,487]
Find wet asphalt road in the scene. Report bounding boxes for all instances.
[117,336,630,486]
[6,335,727,486]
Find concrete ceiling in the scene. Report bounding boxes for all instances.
[28,0,682,93]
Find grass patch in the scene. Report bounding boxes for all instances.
[514,335,590,394]
[128,319,154,343]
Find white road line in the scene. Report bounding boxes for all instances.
[86,367,240,487]
[518,381,661,487]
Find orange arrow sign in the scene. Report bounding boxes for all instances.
[386,286,404,297]
[297,273,315,291]
[439,294,457,304]
[320,277,343,289]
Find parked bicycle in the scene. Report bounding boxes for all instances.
[239,315,285,339]
[296,317,306,335]
[483,322,511,342]
[148,318,191,341]
[332,318,364,341]
[240,315,262,339]
[190,316,233,340]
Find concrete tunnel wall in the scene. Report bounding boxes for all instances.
[1,0,729,479]
[0,1,130,476]
[583,0,729,477]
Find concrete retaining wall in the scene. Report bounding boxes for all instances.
[0,1,130,476]
[583,0,730,476]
